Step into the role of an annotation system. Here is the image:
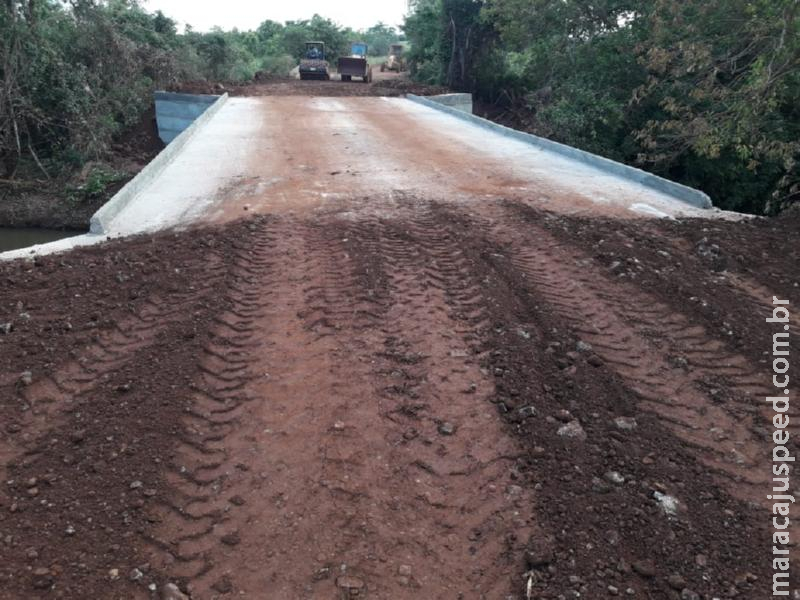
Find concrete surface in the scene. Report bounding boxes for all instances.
[408,93,712,210]
[200,96,728,222]
[2,94,739,261]
[155,91,220,144]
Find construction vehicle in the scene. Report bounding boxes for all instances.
[338,42,372,83]
[380,44,406,73]
[299,41,330,81]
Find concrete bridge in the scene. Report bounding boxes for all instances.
[1,90,718,261]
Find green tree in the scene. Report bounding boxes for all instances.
[404,0,490,90]
[362,22,399,56]
[193,30,232,79]
[404,0,446,83]
[441,0,490,90]
[1,0,185,176]
[633,0,800,212]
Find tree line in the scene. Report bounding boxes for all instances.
[0,0,400,181]
[404,0,800,214]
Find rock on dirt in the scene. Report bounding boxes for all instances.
[525,536,555,568]
[19,370,32,386]
[613,416,638,431]
[336,575,366,597]
[437,421,456,435]
[162,582,190,600]
[557,420,587,441]
[31,567,53,590]
[654,491,680,516]
[633,560,656,578]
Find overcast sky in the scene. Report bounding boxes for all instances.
[142,0,409,32]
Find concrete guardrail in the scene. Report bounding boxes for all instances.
[424,93,473,114]
[407,93,712,210]
[90,92,229,235]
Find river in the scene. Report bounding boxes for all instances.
[0,228,82,253]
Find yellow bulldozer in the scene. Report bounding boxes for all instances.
[380,44,406,73]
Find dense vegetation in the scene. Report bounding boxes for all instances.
[0,1,400,182]
[405,0,800,214]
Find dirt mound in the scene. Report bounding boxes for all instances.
[110,104,164,169]
[1,197,796,598]
[170,74,447,98]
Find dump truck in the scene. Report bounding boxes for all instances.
[299,41,330,81]
[338,42,372,83]
[380,44,406,73]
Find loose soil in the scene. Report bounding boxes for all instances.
[1,195,797,599]
[171,72,447,98]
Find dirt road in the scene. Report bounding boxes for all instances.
[1,85,799,599]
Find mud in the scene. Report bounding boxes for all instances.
[1,195,797,599]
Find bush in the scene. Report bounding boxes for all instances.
[65,164,126,203]
[412,60,444,85]
[260,54,296,76]
[1,1,184,177]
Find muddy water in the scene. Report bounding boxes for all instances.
[0,228,81,252]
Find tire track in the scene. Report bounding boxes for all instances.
[481,203,780,507]
[323,205,537,598]
[151,216,386,598]
[2,202,788,598]
[147,208,537,599]
[422,201,777,598]
[0,230,250,599]
[145,219,277,594]
[0,250,226,497]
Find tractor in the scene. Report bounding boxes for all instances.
[338,42,373,83]
[299,41,330,81]
[380,44,406,73]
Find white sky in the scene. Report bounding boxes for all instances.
[142,0,409,32]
